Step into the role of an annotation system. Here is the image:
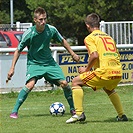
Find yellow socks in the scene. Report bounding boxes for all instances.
[72,86,83,115]
[109,92,124,117]
[72,86,124,118]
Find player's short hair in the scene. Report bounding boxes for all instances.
[85,13,100,28]
[34,7,46,18]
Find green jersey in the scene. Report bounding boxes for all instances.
[18,24,63,65]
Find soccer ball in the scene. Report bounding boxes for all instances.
[49,102,65,116]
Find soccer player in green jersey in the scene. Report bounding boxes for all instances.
[8,7,80,119]
[66,13,128,123]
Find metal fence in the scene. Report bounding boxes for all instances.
[0,22,32,31]
[100,21,133,45]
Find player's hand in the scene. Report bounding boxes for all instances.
[7,68,14,81]
[72,53,80,62]
[78,67,86,74]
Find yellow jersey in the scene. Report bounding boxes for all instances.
[84,30,122,79]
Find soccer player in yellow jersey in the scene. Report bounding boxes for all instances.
[66,13,128,123]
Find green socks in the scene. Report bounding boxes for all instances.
[63,85,75,111]
[12,85,74,113]
[12,87,30,113]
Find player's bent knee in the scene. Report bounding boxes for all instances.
[60,80,68,88]
[71,82,77,87]
[71,77,80,86]
[103,88,115,96]
[26,83,35,90]
[26,78,36,90]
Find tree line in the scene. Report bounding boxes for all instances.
[0,0,133,45]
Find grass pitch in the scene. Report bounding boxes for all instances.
[0,85,133,133]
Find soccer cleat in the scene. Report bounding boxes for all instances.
[66,112,86,124]
[116,114,128,121]
[10,112,18,119]
[70,110,76,116]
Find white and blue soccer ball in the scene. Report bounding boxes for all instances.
[49,102,65,116]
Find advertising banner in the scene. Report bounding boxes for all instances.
[120,50,133,83]
[58,50,133,84]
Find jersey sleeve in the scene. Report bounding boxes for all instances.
[52,27,64,42]
[17,28,32,52]
[84,36,97,54]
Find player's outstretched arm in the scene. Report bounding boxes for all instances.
[62,39,80,62]
[7,49,21,82]
[85,51,99,71]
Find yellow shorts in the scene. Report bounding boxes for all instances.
[80,71,121,91]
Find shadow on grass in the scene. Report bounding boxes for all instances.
[23,113,133,124]
[22,112,72,118]
[32,113,51,117]
[22,113,51,118]
[86,117,133,123]
[31,112,73,116]
[104,117,133,122]
[66,121,88,124]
